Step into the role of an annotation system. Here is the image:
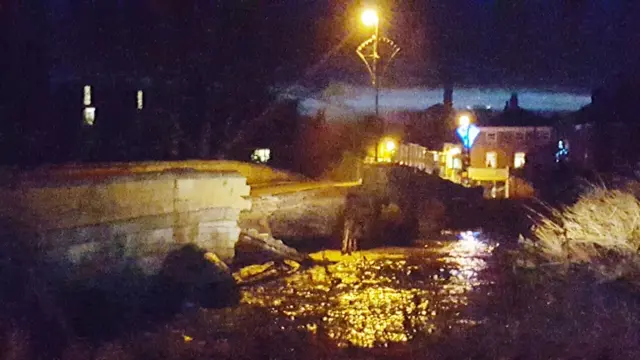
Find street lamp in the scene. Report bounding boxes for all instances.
[361,9,379,117]
[458,114,471,128]
[377,137,397,163]
[361,9,379,27]
[385,139,396,152]
[356,9,400,118]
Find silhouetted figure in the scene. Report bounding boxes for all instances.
[341,191,390,253]
[341,194,361,255]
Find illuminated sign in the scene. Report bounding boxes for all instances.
[456,124,480,149]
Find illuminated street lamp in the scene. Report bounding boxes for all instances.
[356,9,400,118]
[361,9,379,27]
[458,114,471,128]
[385,139,396,152]
[377,137,397,162]
[360,8,380,117]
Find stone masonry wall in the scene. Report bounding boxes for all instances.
[239,187,349,248]
[0,171,251,280]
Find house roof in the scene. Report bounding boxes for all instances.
[478,108,556,127]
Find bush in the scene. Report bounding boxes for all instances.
[523,184,640,281]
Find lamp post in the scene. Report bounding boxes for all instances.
[361,9,380,116]
[357,9,400,163]
[356,9,400,118]
[458,114,471,169]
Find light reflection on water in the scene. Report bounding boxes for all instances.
[241,232,496,348]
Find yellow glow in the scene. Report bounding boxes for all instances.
[385,139,396,151]
[361,9,379,27]
[377,138,397,162]
[485,151,497,168]
[458,114,471,127]
[447,147,461,156]
[240,240,495,348]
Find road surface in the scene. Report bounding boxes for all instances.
[249,180,361,197]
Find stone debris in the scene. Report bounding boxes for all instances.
[236,228,308,263]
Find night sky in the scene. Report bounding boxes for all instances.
[270,0,640,113]
[8,1,640,110]
[266,1,639,90]
[40,1,640,87]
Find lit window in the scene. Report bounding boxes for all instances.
[83,107,96,126]
[453,158,462,169]
[514,152,526,168]
[137,90,144,110]
[83,85,92,106]
[251,148,271,163]
[485,151,497,168]
[486,132,497,143]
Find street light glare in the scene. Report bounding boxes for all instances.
[361,9,379,27]
[385,139,396,151]
[458,114,471,127]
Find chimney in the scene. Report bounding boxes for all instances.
[508,93,519,110]
[443,86,453,109]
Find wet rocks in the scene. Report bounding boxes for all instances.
[151,244,239,311]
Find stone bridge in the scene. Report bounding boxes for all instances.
[0,161,478,284]
[0,161,356,282]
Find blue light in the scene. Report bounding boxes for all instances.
[555,139,569,162]
[456,124,480,149]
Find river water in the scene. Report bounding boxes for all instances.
[239,231,497,349]
[159,230,499,359]
[155,230,640,359]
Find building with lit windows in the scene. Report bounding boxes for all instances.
[452,93,560,198]
[469,125,555,170]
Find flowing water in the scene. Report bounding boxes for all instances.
[234,231,498,349]
[155,231,640,359]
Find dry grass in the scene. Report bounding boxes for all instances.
[522,184,640,281]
